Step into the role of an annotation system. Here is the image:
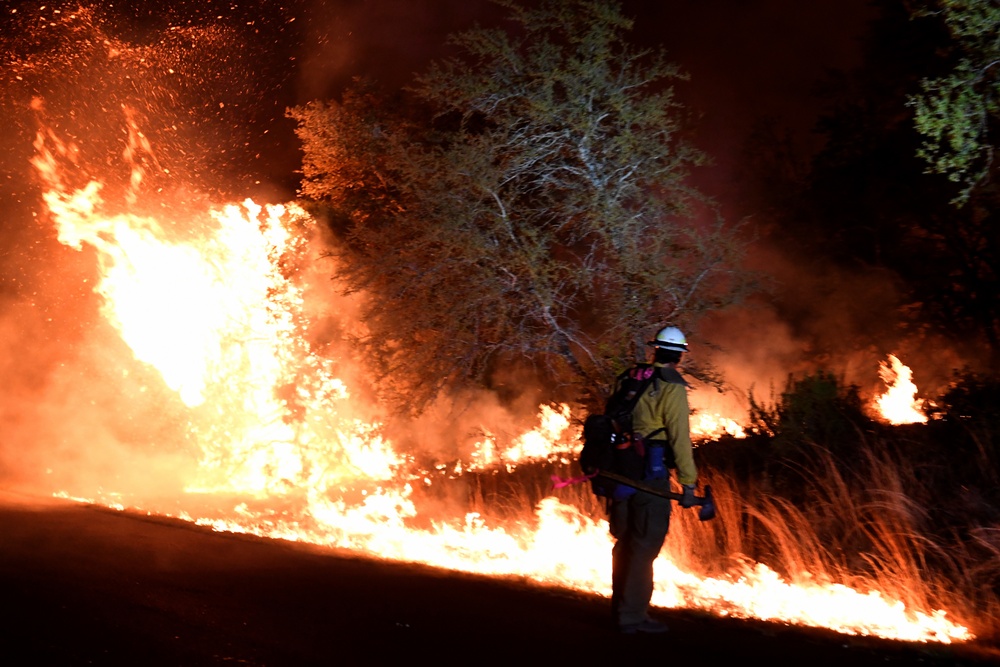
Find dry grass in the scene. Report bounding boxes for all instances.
[690,435,1000,642]
[455,426,1000,645]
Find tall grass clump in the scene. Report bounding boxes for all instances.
[693,368,1000,643]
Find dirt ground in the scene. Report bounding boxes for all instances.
[0,490,997,667]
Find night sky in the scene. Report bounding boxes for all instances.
[0,0,879,204]
[283,0,881,205]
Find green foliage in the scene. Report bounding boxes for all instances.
[748,371,871,456]
[289,0,754,414]
[908,0,1000,205]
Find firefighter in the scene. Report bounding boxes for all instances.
[609,325,698,634]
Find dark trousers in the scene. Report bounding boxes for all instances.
[608,483,672,626]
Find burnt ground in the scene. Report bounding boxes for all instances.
[0,490,997,667]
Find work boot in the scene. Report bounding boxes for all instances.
[618,618,668,635]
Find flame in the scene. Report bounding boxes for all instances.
[691,411,746,440]
[689,388,748,440]
[465,403,576,472]
[875,355,927,425]
[26,114,975,645]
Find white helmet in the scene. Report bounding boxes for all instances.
[648,326,688,352]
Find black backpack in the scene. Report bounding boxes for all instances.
[579,363,661,498]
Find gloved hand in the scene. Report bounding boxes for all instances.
[680,484,697,508]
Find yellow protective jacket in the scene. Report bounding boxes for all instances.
[630,363,697,486]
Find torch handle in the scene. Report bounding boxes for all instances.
[594,470,709,505]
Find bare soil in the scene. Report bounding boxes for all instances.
[0,490,996,667]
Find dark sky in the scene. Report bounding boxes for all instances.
[286,0,880,199]
[0,0,880,203]
[289,0,875,162]
[629,0,878,186]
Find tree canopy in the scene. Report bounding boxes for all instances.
[288,0,753,414]
[908,0,1000,205]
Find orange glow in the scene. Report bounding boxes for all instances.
[465,403,575,472]
[31,117,973,646]
[688,388,748,441]
[874,355,927,425]
[691,411,746,440]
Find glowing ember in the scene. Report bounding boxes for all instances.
[875,354,927,425]
[28,112,970,646]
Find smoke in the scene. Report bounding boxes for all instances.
[614,0,970,418]
[382,383,550,465]
[692,226,969,426]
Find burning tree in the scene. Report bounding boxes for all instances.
[289,0,754,414]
